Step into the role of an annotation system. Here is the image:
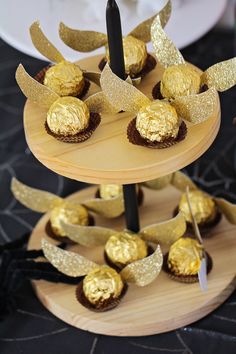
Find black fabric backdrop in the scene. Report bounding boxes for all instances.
[0,28,236,354]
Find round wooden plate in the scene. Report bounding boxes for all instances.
[28,186,236,336]
[23,55,221,184]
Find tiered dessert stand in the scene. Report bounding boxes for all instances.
[25,54,236,336]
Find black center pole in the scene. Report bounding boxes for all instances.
[106,0,140,232]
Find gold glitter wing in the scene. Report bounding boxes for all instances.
[100,64,151,114]
[15,64,59,109]
[85,92,119,114]
[42,239,98,277]
[82,195,124,218]
[120,245,163,286]
[30,21,65,63]
[128,0,172,43]
[11,178,63,213]
[59,22,107,52]
[201,58,236,92]
[140,212,186,245]
[60,222,118,247]
[172,88,219,124]
[215,198,236,224]
[142,174,173,190]
[82,70,101,87]
[171,171,198,191]
[151,14,185,68]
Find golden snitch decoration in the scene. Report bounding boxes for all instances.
[15,64,117,143]
[30,21,101,98]
[58,0,171,79]
[11,178,125,242]
[42,238,163,311]
[100,64,218,148]
[151,14,236,123]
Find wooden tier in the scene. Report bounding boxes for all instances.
[28,186,236,336]
[24,55,221,184]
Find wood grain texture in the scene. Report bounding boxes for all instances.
[23,55,221,184]
[28,186,236,336]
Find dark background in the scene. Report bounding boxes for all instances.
[0,27,236,354]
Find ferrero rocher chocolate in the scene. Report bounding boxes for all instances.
[179,190,217,225]
[44,60,85,97]
[160,64,201,100]
[136,100,180,142]
[50,201,89,237]
[106,35,147,77]
[168,237,203,276]
[99,184,123,200]
[46,97,90,136]
[82,266,124,306]
[105,232,148,268]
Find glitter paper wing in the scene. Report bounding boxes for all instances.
[59,22,107,52]
[201,58,236,92]
[83,195,124,218]
[142,174,173,190]
[215,198,236,224]
[11,178,63,213]
[82,70,101,87]
[30,21,65,63]
[171,171,198,191]
[128,0,172,43]
[100,64,151,114]
[42,239,98,277]
[140,212,186,245]
[172,88,219,124]
[151,14,185,68]
[15,64,59,109]
[60,222,118,247]
[85,92,119,114]
[120,245,163,287]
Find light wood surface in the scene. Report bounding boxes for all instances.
[28,186,236,336]
[23,55,221,184]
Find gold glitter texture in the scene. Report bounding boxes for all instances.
[143,174,172,190]
[83,194,124,218]
[151,15,185,68]
[215,198,236,224]
[15,64,59,109]
[201,58,236,92]
[100,64,151,114]
[141,212,186,245]
[120,245,163,287]
[82,70,101,87]
[42,239,97,277]
[171,171,198,192]
[85,92,119,114]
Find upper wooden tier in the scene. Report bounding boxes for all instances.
[23,54,220,184]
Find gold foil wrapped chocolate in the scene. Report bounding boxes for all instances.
[105,232,148,268]
[46,97,90,136]
[83,266,124,306]
[168,237,203,276]
[136,100,180,142]
[99,184,123,200]
[179,190,217,225]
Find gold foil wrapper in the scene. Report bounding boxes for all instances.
[11,177,63,213]
[136,100,180,142]
[46,97,90,136]
[42,239,97,277]
[201,58,236,92]
[99,184,123,200]
[120,245,163,287]
[15,64,59,110]
[30,21,65,63]
[44,61,85,97]
[83,195,124,218]
[105,232,148,268]
[141,212,186,245]
[151,15,185,68]
[85,92,119,114]
[59,22,108,52]
[129,0,172,43]
[160,64,201,99]
[179,190,217,224]
[83,266,124,305]
[168,237,203,276]
[100,64,151,114]
[215,198,236,224]
[49,201,89,237]
[172,88,219,124]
